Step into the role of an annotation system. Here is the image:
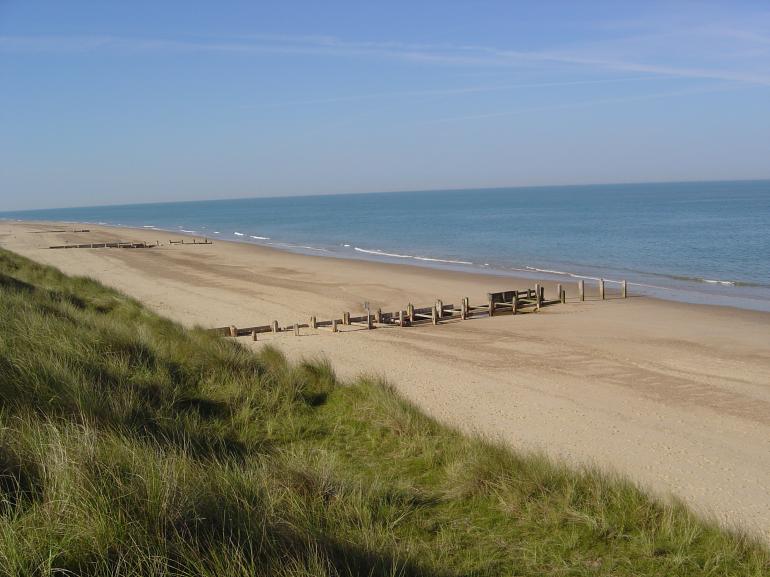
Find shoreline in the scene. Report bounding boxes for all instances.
[4,217,769,316]
[2,219,770,541]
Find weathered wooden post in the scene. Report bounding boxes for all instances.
[431,305,438,325]
[271,320,279,333]
[556,284,563,301]
[578,280,585,302]
[375,308,382,324]
[436,299,444,318]
[599,279,605,300]
[294,323,300,336]
[621,280,628,299]
[310,315,317,329]
[560,287,566,304]
[332,319,338,333]
[488,293,495,317]
[229,325,238,338]
[407,303,415,323]
[535,284,541,311]
[512,292,519,314]
[252,329,258,341]
[366,312,373,329]
[399,310,405,327]
[343,311,350,325]
[461,297,468,320]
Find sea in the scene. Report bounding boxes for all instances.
[3,180,770,312]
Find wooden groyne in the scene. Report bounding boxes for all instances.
[32,229,90,234]
[213,279,629,339]
[49,238,213,249]
[169,238,212,245]
[49,241,159,249]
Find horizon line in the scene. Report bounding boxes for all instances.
[3,176,769,214]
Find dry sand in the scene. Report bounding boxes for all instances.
[2,221,769,540]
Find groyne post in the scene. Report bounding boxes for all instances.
[252,329,258,341]
[512,293,518,314]
[578,280,585,301]
[556,284,562,301]
[332,319,338,333]
[343,312,350,326]
[294,323,300,336]
[407,303,415,323]
[272,321,279,333]
[535,284,541,311]
[599,279,605,300]
[399,310,405,327]
[375,308,382,324]
[229,325,238,338]
[310,315,317,329]
[431,305,438,325]
[560,287,566,304]
[622,280,628,299]
[488,294,495,317]
[436,299,444,319]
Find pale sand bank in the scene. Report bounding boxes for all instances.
[2,221,769,540]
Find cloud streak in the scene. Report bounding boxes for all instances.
[428,84,741,124]
[2,28,769,86]
[253,76,667,108]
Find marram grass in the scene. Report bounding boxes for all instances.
[0,247,767,576]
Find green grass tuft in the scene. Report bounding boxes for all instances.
[0,247,767,576]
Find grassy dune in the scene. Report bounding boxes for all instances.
[0,247,767,576]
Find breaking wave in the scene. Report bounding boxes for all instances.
[354,247,472,265]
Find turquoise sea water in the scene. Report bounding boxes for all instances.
[3,180,770,311]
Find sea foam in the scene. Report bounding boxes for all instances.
[354,247,471,265]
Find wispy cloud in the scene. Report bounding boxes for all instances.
[2,27,769,86]
[428,84,740,124]
[254,76,666,108]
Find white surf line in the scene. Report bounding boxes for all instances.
[521,265,681,290]
[414,256,473,265]
[354,247,412,258]
[354,246,472,265]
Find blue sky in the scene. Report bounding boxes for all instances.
[1,1,769,210]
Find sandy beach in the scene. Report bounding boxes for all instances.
[2,220,769,540]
